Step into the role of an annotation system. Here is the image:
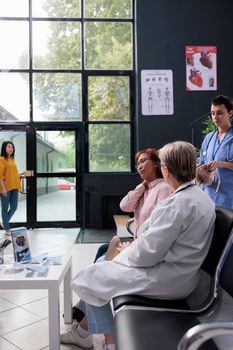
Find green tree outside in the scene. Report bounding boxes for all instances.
[31,0,133,172]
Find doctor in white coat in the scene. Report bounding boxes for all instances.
[61,141,216,350]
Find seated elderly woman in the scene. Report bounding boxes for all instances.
[61,141,216,350]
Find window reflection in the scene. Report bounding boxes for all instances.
[0,0,28,17]
[0,73,30,122]
[85,22,132,70]
[0,21,29,69]
[36,131,75,173]
[33,73,82,121]
[88,76,130,121]
[89,124,130,172]
[33,21,81,69]
[37,177,76,221]
[32,0,81,18]
[84,0,132,18]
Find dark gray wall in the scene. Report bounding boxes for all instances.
[136,0,233,149]
[83,0,233,229]
[83,173,140,228]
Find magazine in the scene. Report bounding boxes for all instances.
[11,227,31,263]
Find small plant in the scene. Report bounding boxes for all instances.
[202,115,233,137]
[201,116,216,137]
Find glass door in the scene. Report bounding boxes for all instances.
[35,128,81,228]
[0,126,82,229]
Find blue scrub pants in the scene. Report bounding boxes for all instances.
[79,255,115,334]
[0,189,19,230]
[79,299,115,334]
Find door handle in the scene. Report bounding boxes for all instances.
[20,170,34,194]
[23,170,34,177]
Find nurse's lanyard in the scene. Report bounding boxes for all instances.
[202,127,233,161]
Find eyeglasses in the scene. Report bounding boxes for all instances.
[135,157,151,169]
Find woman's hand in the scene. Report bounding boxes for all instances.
[2,190,7,197]
[2,189,7,197]
[142,180,148,189]
[207,160,222,171]
[116,241,131,254]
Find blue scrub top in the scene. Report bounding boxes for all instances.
[199,127,233,209]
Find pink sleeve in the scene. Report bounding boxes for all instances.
[156,185,172,204]
[120,183,145,212]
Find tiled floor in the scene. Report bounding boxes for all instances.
[0,228,105,350]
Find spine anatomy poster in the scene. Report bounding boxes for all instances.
[141,70,174,115]
[186,46,217,91]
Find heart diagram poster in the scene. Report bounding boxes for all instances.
[141,69,174,115]
[185,46,217,91]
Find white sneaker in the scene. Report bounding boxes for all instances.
[60,324,93,349]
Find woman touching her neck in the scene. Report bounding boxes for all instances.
[120,148,172,238]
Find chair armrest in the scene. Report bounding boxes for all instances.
[113,294,190,312]
[178,322,233,350]
[126,218,134,236]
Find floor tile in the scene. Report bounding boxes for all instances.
[22,292,65,318]
[3,319,48,350]
[0,298,16,313]
[0,337,19,350]
[0,289,48,306]
[0,307,40,335]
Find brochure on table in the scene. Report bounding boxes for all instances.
[0,227,62,278]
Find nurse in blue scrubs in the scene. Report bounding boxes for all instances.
[199,95,233,209]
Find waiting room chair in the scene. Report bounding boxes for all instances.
[178,322,233,350]
[114,207,233,315]
[114,207,233,350]
[126,218,134,236]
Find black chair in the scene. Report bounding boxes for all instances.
[178,232,233,350]
[114,207,233,314]
[178,322,233,350]
[126,217,135,236]
[114,207,233,350]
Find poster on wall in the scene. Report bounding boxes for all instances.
[185,46,217,91]
[141,69,174,116]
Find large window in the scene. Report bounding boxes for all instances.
[0,0,134,172]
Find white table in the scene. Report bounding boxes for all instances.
[0,254,72,350]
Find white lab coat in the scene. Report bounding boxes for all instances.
[72,182,216,306]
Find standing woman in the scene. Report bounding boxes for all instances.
[0,141,21,235]
[120,148,172,237]
[198,95,233,209]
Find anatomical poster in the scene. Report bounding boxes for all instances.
[185,46,217,91]
[141,70,174,115]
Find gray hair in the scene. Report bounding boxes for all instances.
[159,141,197,182]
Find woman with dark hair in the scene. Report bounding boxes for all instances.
[197,95,233,209]
[0,141,21,235]
[120,148,172,237]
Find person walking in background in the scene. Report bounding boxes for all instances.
[197,95,233,209]
[0,141,21,236]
